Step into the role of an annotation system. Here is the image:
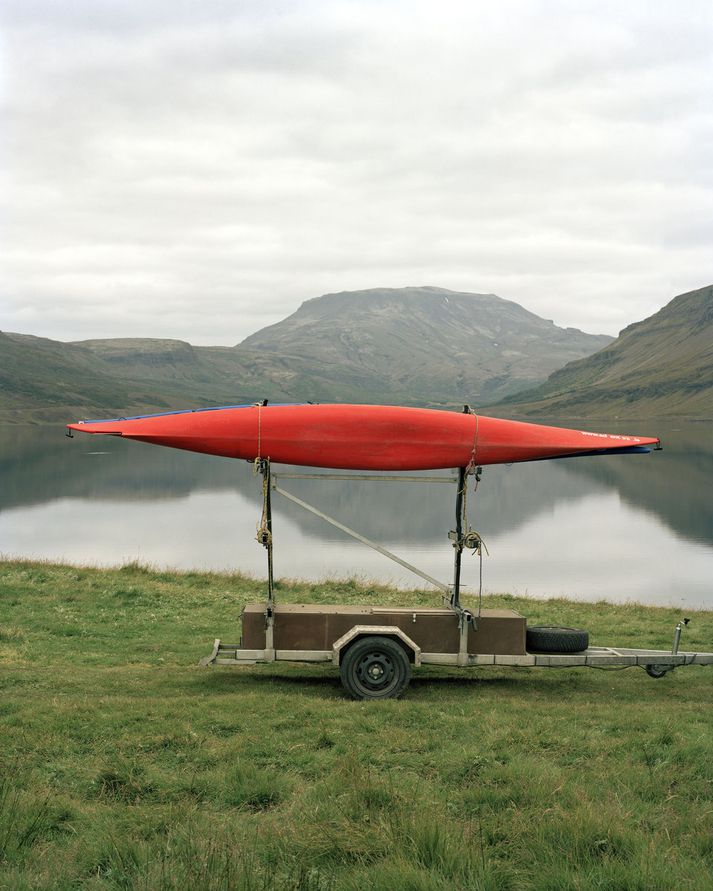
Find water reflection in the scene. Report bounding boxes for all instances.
[1,423,712,608]
[570,423,713,548]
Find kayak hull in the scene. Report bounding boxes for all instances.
[67,403,660,470]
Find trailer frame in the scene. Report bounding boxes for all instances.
[202,637,713,671]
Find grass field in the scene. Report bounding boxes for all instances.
[1,560,712,890]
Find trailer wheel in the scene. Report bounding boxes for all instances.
[526,626,589,654]
[645,664,674,679]
[340,636,411,700]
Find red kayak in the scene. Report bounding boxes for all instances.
[66,403,660,470]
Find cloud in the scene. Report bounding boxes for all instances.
[1,0,712,344]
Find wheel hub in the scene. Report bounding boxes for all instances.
[357,652,394,689]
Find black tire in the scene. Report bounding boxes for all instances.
[340,636,411,700]
[645,664,674,679]
[526,625,589,654]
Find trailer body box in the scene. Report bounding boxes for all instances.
[241,604,527,656]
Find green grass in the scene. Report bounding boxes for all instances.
[1,560,712,889]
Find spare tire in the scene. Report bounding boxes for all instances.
[526,626,589,654]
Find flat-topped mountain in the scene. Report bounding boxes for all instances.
[496,284,713,418]
[241,286,612,405]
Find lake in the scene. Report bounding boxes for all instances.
[1,421,712,609]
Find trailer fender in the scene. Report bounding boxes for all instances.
[332,625,422,667]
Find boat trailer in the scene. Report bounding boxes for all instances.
[202,458,713,699]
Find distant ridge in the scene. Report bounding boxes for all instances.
[0,286,612,422]
[494,284,713,418]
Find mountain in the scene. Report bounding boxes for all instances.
[0,287,612,422]
[495,284,713,418]
[240,287,612,405]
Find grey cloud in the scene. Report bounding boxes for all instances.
[1,0,712,345]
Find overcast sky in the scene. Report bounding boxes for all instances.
[1,0,711,345]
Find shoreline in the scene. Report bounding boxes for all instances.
[2,556,710,617]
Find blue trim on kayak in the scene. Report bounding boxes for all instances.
[539,445,655,460]
[80,403,306,424]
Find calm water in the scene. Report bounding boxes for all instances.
[1,422,712,609]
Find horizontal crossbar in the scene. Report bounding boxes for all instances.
[272,472,457,483]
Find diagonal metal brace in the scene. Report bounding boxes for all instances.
[272,482,451,594]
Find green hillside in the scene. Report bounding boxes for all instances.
[495,284,713,419]
[0,334,330,423]
[0,332,168,422]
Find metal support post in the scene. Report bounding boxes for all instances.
[450,465,474,663]
[448,405,480,662]
[256,458,276,659]
[451,465,466,611]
